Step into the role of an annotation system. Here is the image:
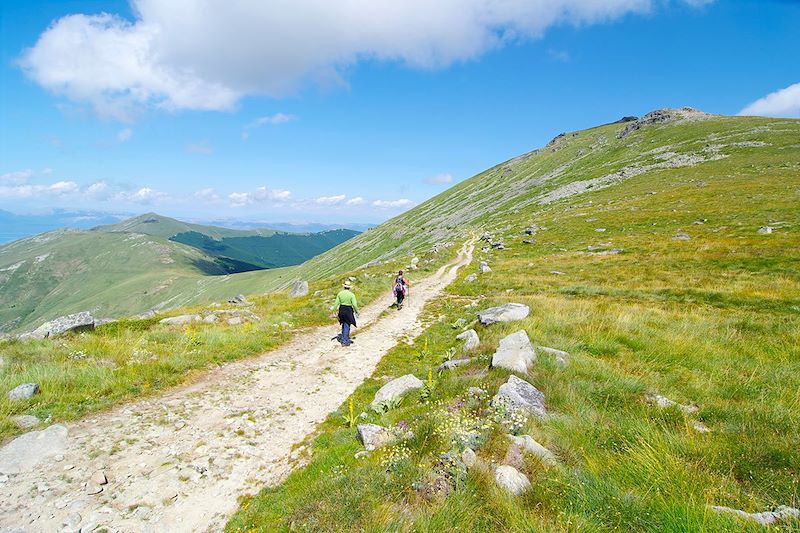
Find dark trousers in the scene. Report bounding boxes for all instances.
[396,290,405,306]
[340,322,351,345]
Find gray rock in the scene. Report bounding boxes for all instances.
[411,257,419,265]
[228,294,248,305]
[646,393,698,414]
[438,358,471,371]
[536,346,569,366]
[478,303,530,325]
[710,505,800,526]
[693,421,711,433]
[20,311,95,340]
[227,317,243,326]
[0,424,69,474]
[456,329,480,352]
[479,263,492,273]
[758,226,773,235]
[159,314,201,325]
[370,374,424,408]
[12,415,40,429]
[491,331,536,375]
[8,383,39,401]
[203,314,218,324]
[673,232,691,241]
[356,424,393,451]
[90,471,108,485]
[137,310,157,319]
[509,435,557,466]
[86,483,104,495]
[366,259,382,267]
[495,465,530,495]
[289,280,309,298]
[493,375,546,419]
[465,274,478,283]
[94,318,116,327]
[462,448,477,468]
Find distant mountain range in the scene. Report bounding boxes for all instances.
[0,209,373,245]
[0,213,358,333]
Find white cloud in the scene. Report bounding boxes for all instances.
[117,128,133,142]
[228,186,292,207]
[0,179,80,198]
[194,187,220,201]
[315,194,347,205]
[20,1,711,117]
[740,82,800,118]
[346,196,365,206]
[247,113,295,128]
[424,173,453,185]
[372,198,415,209]
[0,169,34,185]
[86,180,110,198]
[121,187,168,204]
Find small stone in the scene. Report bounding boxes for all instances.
[536,346,569,367]
[465,273,478,282]
[673,232,691,241]
[227,317,243,326]
[595,228,606,232]
[692,421,711,433]
[758,226,773,235]
[86,483,103,495]
[356,424,392,451]
[462,448,477,468]
[7,383,40,401]
[55,499,68,509]
[228,294,247,305]
[64,512,82,529]
[64,464,75,471]
[495,465,530,496]
[456,329,480,352]
[509,435,558,466]
[203,315,218,324]
[438,358,471,371]
[174,420,187,430]
[550,270,565,275]
[90,471,108,485]
[354,450,369,459]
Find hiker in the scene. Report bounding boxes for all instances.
[393,270,410,309]
[334,280,359,346]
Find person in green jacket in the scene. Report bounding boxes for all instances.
[334,280,359,346]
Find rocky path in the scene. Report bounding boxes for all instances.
[0,241,474,533]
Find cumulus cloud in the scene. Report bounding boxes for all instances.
[372,198,415,209]
[229,186,292,207]
[0,169,34,185]
[194,187,220,201]
[346,196,365,206]
[740,82,800,118]
[117,128,133,142]
[119,187,168,204]
[19,0,712,117]
[0,179,80,198]
[85,180,110,198]
[315,194,347,205]
[424,173,453,185]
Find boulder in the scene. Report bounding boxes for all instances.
[203,314,218,324]
[159,314,201,325]
[478,303,530,325]
[536,346,569,366]
[411,257,420,265]
[0,424,69,474]
[356,424,393,451]
[495,465,531,496]
[478,262,492,274]
[438,358,471,371]
[20,312,95,340]
[462,448,477,468]
[371,374,424,409]
[228,294,248,305]
[456,329,480,352]
[493,375,546,419]
[227,317,243,326]
[491,330,536,374]
[289,281,309,298]
[12,415,40,429]
[8,383,39,401]
[673,232,691,241]
[710,505,800,526]
[758,226,773,235]
[509,435,557,466]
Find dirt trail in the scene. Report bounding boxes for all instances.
[0,241,474,533]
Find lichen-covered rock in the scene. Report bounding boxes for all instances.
[493,375,546,419]
[356,424,392,451]
[371,374,424,409]
[289,281,309,298]
[478,303,530,325]
[509,435,557,466]
[495,465,530,495]
[456,329,480,351]
[8,383,39,401]
[491,331,536,374]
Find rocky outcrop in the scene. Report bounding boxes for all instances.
[456,329,480,352]
[478,303,530,325]
[20,312,95,340]
[491,331,536,375]
[289,281,309,298]
[0,424,69,474]
[710,505,800,526]
[494,375,546,419]
[617,108,709,139]
[370,374,424,409]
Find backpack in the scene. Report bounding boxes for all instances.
[394,276,406,296]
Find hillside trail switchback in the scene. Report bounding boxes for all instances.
[0,240,474,533]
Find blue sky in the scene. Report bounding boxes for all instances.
[1,0,798,224]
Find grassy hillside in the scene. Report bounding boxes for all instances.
[227,110,800,531]
[0,214,358,333]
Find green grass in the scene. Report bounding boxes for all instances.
[227,112,800,531]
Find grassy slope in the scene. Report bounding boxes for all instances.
[227,113,800,531]
[92,212,281,239]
